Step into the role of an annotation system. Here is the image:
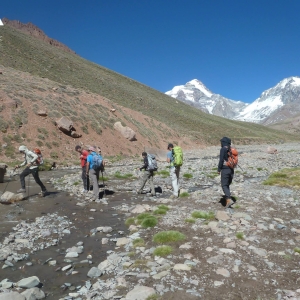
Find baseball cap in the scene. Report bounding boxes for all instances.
[88,146,96,151]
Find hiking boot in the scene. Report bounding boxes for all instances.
[17,188,26,193]
[42,190,48,197]
[225,198,234,209]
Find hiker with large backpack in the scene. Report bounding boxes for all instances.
[16,145,48,197]
[136,152,157,196]
[86,146,103,200]
[75,145,89,193]
[167,143,183,198]
[218,137,238,208]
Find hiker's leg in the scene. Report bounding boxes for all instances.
[82,166,88,190]
[30,168,46,191]
[20,167,30,189]
[149,172,155,195]
[175,166,180,190]
[170,167,178,196]
[138,171,149,193]
[89,169,99,199]
[221,168,231,198]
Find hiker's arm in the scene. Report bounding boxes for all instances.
[166,151,172,163]
[29,151,38,165]
[139,157,148,171]
[86,162,90,174]
[218,147,226,172]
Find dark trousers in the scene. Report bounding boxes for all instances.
[221,167,234,198]
[82,166,89,190]
[20,167,46,191]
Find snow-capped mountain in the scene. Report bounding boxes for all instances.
[166,77,300,124]
[166,79,248,119]
[234,77,300,124]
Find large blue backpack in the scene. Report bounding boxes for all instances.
[92,153,103,170]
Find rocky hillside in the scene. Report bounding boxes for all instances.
[0,20,299,164]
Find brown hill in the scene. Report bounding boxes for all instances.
[0,65,194,165]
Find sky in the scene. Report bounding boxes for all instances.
[1,0,300,103]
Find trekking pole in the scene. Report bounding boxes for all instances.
[237,164,244,172]
[101,171,106,196]
[27,174,30,199]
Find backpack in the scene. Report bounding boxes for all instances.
[147,154,158,171]
[91,152,103,170]
[226,147,238,169]
[172,146,183,167]
[33,148,44,165]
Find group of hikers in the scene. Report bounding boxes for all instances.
[14,136,237,208]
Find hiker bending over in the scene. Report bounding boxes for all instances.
[75,145,89,193]
[136,152,155,196]
[218,137,234,208]
[86,146,103,200]
[167,143,180,198]
[16,145,48,196]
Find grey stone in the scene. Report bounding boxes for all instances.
[87,267,102,278]
[17,276,40,289]
[21,287,45,299]
[0,292,26,300]
[125,286,156,300]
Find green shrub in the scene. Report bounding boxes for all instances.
[158,205,169,211]
[191,211,215,220]
[50,151,59,159]
[153,245,173,257]
[141,216,158,228]
[52,141,59,147]
[125,217,135,227]
[294,247,300,254]
[114,171,133,179]
[13,134,22,143]
[153,209,167,215]
[185,218,196,224]
[36,140,44,147]
[5,145,16,158]
[153,231,186,244]
[183,173,193,179]
[179,192,189,197]
[236,232,244,240]
[45,142,52,149]
[132,238,145,248]
[37,134,45,140]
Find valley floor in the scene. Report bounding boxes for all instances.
[1,143,300,300]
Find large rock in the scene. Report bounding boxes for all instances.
[125,286,156,300]
[56,116,74,133]
[0,292,26,300]
[0,164,7,183]
[17,276,40,289]
[21,287,45,299]
[0,191,25,204]
[113,122,136,141]
[37,110,47,117]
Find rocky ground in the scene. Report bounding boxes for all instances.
[1,143,300,300]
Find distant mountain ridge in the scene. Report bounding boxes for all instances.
[166,77,300,124]
[2,18,75,54]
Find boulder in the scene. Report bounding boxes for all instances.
[0,292,25,300]
[17,276,40,289]
[125,286,156,300]
[21,287,45,299]
[37,110,47,117]
[0,163,7,183]
[56,116,74,133]
[267,146,278,154]
[113,122,136,141]
[0,191,25,204]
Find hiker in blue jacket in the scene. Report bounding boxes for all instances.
[218,137,234,208]
[86,146,102,200]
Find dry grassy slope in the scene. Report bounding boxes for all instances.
[0,24,299,164]
[0,66,190,164]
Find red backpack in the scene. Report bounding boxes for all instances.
[226,147,238,169]
[33,148,44,165]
